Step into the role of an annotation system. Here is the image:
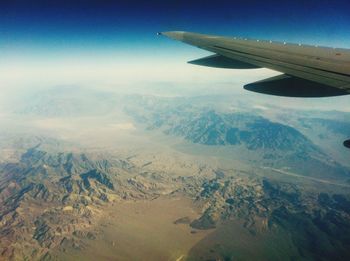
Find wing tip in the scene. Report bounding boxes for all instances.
[159,31,187,41]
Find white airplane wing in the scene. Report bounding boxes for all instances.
[160,31,350,98]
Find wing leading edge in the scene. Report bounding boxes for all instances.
[160,31,350,97]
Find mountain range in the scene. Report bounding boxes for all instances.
[1,146,350,260]
[125,97,350,181]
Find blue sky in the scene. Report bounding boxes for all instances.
[1,0,350,53]
[1,0,350,107]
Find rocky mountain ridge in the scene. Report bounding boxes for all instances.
[187,176,350,260]
[0,147,188,260]
[1,147,350,260]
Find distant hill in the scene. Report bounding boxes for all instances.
[164,110,314,151]
[299,117,350,138]
[295,117,350,167]
[15,86,117,117]
[125,97,349,180]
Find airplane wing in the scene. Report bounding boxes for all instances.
[159,31,350,98]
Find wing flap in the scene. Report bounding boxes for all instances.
[188,54,260,69]
[244,74,349,97]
